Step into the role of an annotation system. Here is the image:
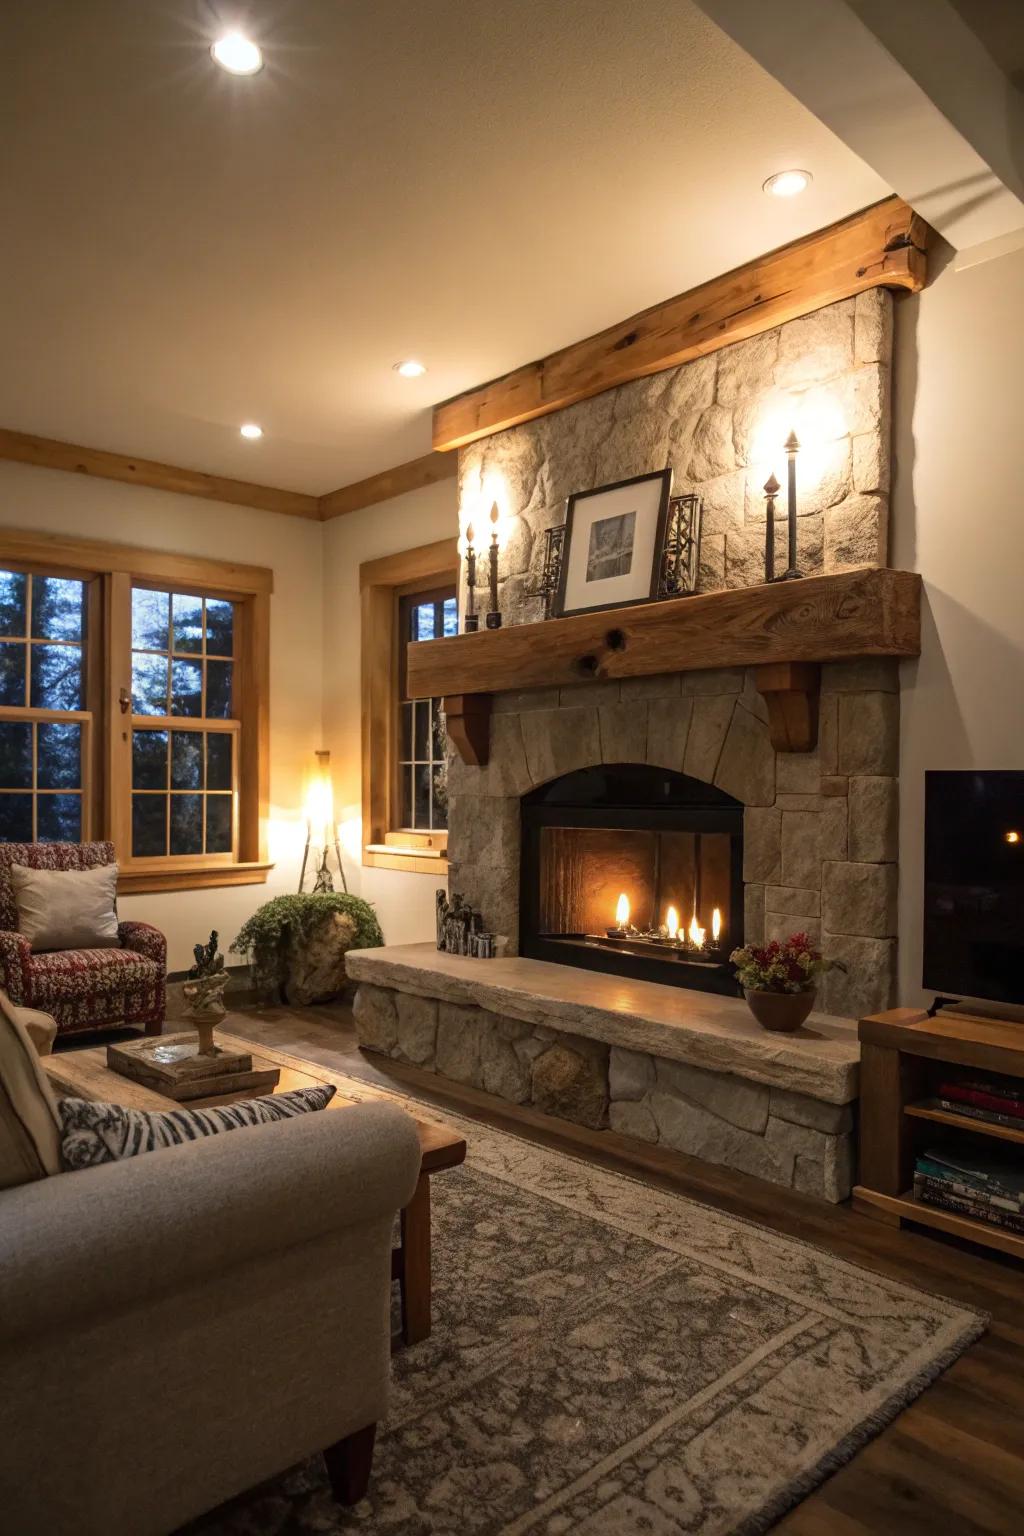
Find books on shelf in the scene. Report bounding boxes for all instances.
[937,1078,1024,1121]
[926,1096,1024,1131]
[915,1139,1024,1235]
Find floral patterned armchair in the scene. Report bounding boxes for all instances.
[0,843,165,1038]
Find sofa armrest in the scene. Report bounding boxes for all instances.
[118,920,166,968]
[0,930,32,1005]
[0,1100,421,1344]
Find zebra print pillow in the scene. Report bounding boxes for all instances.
[58,1084,336,1169]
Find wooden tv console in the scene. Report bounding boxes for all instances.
[854,1006,1024,1261]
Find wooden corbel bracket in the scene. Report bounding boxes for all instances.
[444,693,493,766]
[753,662,821,753]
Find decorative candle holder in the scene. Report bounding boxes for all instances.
[763,473,779,583]
[485,501,502,629]
[777,430,803,581]
[463,525,479,632]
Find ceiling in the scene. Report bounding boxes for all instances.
[2,0,889,495]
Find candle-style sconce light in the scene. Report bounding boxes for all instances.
[763,472,779,583]
[463,522,479,632]
[486,501,503,629]
[778,429,803,581]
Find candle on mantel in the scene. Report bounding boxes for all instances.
[712,907,722,944]
[688,913,706,948]
[486,501,502,629]
[779,429,802,580]
[666,905,680,942]
[463,522,479,632]
[615,893,630,931]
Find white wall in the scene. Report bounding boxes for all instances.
[322,477,457,946]
[891,244,1024,1005]
[0,461,324,972]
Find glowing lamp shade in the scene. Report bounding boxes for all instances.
[305,750,335,845]
[666,905,680,941]
[615,893,630,928]
[211,33,264,75]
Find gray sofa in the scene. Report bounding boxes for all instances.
[0,1004,422,1535]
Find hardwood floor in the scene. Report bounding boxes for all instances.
[228,997,1024,1534]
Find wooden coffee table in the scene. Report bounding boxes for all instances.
[43,1036,466,1345]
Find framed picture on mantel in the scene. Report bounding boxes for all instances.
[553,469,672,619]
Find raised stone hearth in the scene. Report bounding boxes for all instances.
[347,945,859,1202]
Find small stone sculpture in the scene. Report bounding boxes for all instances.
[183,930,229,1055]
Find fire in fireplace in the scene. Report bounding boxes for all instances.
[519,764,743,994]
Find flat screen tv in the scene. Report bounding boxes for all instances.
[924,771,1024,1007]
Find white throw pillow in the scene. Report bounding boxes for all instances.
[10,864,120,952]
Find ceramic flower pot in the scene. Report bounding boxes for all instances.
[743,988,816,1033]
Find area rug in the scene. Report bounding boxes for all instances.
[186,1036,986,1536]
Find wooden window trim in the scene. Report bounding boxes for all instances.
[0,530,273,894]
[360,538,458,873]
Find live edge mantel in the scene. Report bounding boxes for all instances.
[406,568,921,762]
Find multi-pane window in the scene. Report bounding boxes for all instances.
[0,569,90,841]
[130,588,237,859]
[397,590,456,832]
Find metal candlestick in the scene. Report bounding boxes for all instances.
[763,472,779,583]
[463,531,479,632]
[485,502,502,629]
[778,430,802,580]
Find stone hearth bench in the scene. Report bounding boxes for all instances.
[346,945,860,1203]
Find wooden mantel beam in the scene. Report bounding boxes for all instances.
[433,196,929,451]
[319,451,457,520]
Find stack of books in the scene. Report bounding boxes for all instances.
[931,1073,1024,1131]
[914,1142,1024,1234]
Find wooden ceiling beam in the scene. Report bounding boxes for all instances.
[432,196,929,451]
[0,427,321,520]
[318,451,457,520]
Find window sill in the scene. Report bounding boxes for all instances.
[363,845,449,876]
[117,861,274,895]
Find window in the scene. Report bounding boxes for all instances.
[397,589,457,834]
[0,531,272,893]
[0,568,94,842]
[360,539,459,873]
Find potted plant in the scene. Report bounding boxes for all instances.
[729,932,845,1033]
[231,893,384,1006]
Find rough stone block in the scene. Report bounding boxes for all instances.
[475,713,533,797]
[821,776,849,797]
[765,912,821,948]
[769,1087,853,1135]
[657,1057,770,1133]
[610,1099,659,1144]
[743,808,782,884]
[824,494,886,570]
[521,707,601,786]
[821,934,897,1017]
[848,776,899,862]
[646,696,693,771]
[781,809,821,889]
[609,1046,656,1102]
[395,993,438,1066]
[626,673,682,700]
[595,410,671,486]
[436,1002,484,1088]
[687,404,736,481]
[724,525,771,589]
[698,533,726,593]
[848,363,889,437]
[600,701,649,765]
[765,886,821,918]
[696,469,745,535]
[854,289,892,365]
[502,514,535,576]
[820,796,849,861]
[777,752,821,795]
[681,668,744,695]
[662,352,718,418]
[492,688,561,714]
[818,694,839,776]
[837,692,899,776]
[822,658,899,693]
[650,1091,788,1184]
[775,299,854,387]
[481,1031,531,1103]
[531,1038,608,1129]
[496,1015,533,1043]
[823,861,898,938]
[776,793,824,812]
[740,670,770,724]
[714,702,776,807]
[352,984,398,1055]
[797,438,852,516]
[852,431,890,494]
[559,681,621,709]
[744,882,766,945]
[716,328,779,403]
[683,693,735,783]
[824,1133,855,1202]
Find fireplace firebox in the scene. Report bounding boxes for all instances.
[519,765,743,994]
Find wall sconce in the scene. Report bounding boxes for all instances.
[300,749,347,894]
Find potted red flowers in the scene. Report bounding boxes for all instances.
[729,932,845,1032]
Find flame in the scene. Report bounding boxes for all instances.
[688,912,706,948]
[666,905,679,941]
[712,907,722,942]
[615,893,630,928]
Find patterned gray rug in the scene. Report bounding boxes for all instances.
[184,1045,985,1536]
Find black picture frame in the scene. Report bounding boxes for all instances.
[552,469,673,619]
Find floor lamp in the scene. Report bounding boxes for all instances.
[299,749,348,893]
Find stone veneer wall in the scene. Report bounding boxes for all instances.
[353,983,854,1202]
[447,657,900,1020]
[457,292,892,620]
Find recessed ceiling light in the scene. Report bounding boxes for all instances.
[239,423,263,440]
[211,32,263,76]
[394,360,427,378]
[763,169,812,198]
